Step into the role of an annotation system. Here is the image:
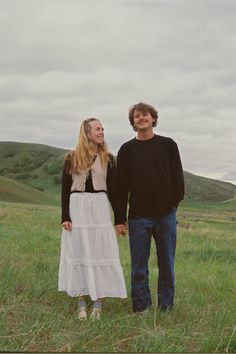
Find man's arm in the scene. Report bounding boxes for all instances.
[170,140,185,207]
[106,155,120,225]
[116,145,130,225]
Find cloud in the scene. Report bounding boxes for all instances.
[0,0,236,181]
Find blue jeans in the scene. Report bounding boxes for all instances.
[128,208,177,312]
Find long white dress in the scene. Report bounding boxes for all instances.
[58,191,127,300]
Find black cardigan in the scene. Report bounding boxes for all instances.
[61,155,119,224]
[116,134,185,223]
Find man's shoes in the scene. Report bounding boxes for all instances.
[158,304,173,312]
[90,307,101,321]
[134,306,151,315]
[135,309,149,315]
[78,306,87,320]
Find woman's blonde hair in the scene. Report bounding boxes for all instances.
[65,118,111,174]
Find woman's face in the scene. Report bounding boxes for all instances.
[88,120,104,145]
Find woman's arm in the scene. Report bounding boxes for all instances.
[61,160,73,224]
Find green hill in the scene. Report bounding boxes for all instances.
[0,175,59,205]
[184,171,236,202]
[0,141,68,195]
[0,141,236,205]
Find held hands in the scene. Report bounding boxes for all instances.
[62,221,72,231]
[62,221,126,235]
[116,223,127,237]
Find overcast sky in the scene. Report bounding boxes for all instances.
[0,0,236,182]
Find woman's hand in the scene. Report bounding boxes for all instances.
[62,221,72,231]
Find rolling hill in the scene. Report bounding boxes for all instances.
[0,141,236,205]
[0,175,59,205]
[0,141,67,195]
[184,171,236,202]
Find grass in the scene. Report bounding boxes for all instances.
[0,200,235,352]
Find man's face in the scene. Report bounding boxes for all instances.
[133,109,155,132]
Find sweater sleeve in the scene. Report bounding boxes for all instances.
[116,145,130,224]
[61,160,72,224]
[170,140,185,207]
[106,155,120,225]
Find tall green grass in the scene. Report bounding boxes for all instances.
[0,201,235,352]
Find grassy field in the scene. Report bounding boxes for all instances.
[0,200,235,352]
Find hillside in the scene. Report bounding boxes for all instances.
[0,175,59,206]
[184,171,236,202]
[0,141,68,195]
[0,141,236,204]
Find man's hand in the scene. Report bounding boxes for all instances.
[116,223,127,236]
[62,221,72,231]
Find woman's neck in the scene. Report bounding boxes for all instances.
[90,143,98,153]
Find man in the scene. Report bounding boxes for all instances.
[116,102,184,313]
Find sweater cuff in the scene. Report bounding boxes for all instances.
[114,217,127,225]
[61,215,72,224]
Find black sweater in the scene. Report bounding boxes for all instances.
[116,134,185,223]
[61,155,119,224]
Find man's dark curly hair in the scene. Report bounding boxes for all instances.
[128,102,158,131]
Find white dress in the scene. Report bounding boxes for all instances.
[58,191,127,300]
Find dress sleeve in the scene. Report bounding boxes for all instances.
[61,159,73,223]
[170,140,185,207]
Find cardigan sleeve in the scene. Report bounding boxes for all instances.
[106,155,120,225]
[61,159,73,223]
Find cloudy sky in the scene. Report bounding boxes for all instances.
[0,0,236,182]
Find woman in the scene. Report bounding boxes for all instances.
[58,118,127,320]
